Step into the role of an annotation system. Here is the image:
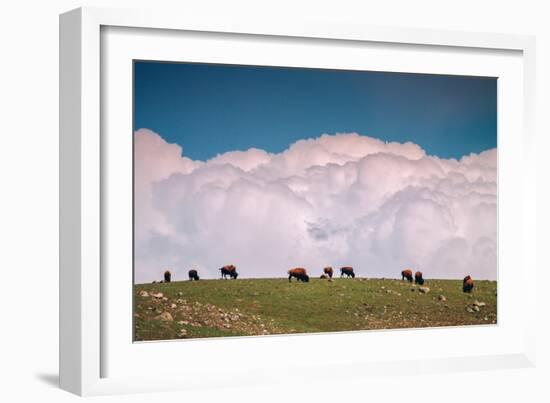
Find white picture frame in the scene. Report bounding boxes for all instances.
[59,6,537,396]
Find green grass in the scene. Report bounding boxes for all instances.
[134,278,497,341]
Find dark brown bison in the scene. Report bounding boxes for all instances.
[401,269,413,282]
[323,267,334,278]
[164,270,171,283]
[463,275,474,293]
[340,266,355,278]
[288,268,310,282]
[219,265,238,279]
[188,269,200,281]
[414,271,424,285]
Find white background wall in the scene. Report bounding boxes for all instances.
[0,0,548,401]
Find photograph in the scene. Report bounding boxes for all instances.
[132,61,497,342]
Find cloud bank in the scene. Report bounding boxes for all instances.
[134,128,497,283]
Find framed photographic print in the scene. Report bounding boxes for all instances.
[60,7,537,396]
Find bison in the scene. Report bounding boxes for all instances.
[288,268,310,282]
[340,266,355,278]
[188,269,200,281]
[401,269,413,283]
[164,270,172,283]
[219,265,238,279]
[323,267,334,279]
[463,275,474,293]
[414,271,424,285]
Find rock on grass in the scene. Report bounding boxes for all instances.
[155,312,173,321]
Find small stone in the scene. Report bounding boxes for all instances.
[177,320,189,325]
[473,305,480,312]
[151,292,164,299]
[155,312,173,321]
[170,303,177,309]
[138,290,149,297]
[473,300,486,307]
[466,307,475,313]
[162,297,168,301]
[438,295,446,301]
[178,292,183,296]
[419,286,430,294]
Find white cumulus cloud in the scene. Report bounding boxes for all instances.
[134,129,497,283]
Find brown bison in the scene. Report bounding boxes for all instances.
[323,267,334,279]
[219,265,238,279]
[288,268,310,282]
[340,266,355,278]
[188,269,200,281]
[401,269,413,282]
[414,271,424,285]
[164,270,172,283]
[463,275,474,293]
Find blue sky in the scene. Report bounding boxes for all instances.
[134,61,496,161]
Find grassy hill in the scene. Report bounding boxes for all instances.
[134,278,497,341]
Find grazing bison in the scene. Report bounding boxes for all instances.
[463,275,474,293]
[340,266,355,278]
[414,271,424,285]
[323,267,334,279]
[219,265,238,279]
[188,269,200,281]
[164,270,172,283]
[288,268,310,282]
[401,269,413,282]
